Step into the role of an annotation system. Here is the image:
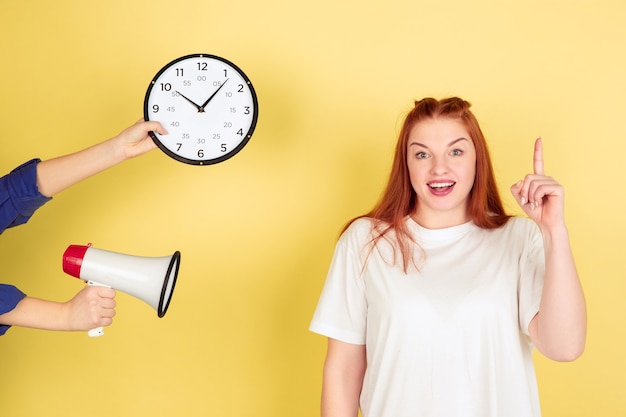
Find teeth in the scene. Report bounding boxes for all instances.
[429,182,454,188]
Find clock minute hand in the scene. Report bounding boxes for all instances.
[199,79,229,112]
[175,90,203,112]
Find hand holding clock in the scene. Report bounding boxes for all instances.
[114,119,168,159]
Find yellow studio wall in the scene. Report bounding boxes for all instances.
[0,0,624,416]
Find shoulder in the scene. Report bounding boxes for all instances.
[502,216,541,235]
[339,217,376,245]
[494,216,543,250]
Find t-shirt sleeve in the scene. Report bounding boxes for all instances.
[518,219,545,336]
[309,222,369,345]
[0,159,52,233]
[0,284,27,336]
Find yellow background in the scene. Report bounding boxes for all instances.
[1,1,624,416]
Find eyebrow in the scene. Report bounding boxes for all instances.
[408,137,470,149]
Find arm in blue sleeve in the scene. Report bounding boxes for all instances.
[0,159,52,233]
[0,159,51,335]
[0,284,27,335]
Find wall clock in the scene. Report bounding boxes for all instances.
[144,53,258,165]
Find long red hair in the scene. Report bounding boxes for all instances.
[345,97,510,272]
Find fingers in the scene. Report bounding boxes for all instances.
[123,120,168,140]
[82,286,117,326]
[116,120,166,159]
[511,138,567,228]
[136,118,168,136]
[95,286,115,299]
[511,179,537,210]
[512,175,557,209]
[533,137,545,176]
[96,287,117,313]
[143,120,168,135]
[511,137,549,209]
[95,288,116,319]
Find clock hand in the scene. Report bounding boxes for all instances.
[175,90,203,112]
[199,79,229,112]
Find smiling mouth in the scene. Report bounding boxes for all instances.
[428,182,455,190]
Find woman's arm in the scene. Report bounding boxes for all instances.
[528,224,586,361]
[0,120,165,334]
[321,338,366,417]
[35,120,166,197]
[512,138,586,361]
[0,285,116,331]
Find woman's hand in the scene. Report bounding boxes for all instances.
[510,138,566,232]
[115,119,167,160]
[0,286,116,332]
[63,285,117,331]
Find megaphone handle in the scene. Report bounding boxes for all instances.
[87,280,111,337]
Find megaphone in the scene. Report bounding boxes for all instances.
[62,244,181,337]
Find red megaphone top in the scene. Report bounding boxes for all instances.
[62,244,91,278]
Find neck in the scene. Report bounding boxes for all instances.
[410,210,470,230]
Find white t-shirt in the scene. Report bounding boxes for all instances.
[310,216,545,417]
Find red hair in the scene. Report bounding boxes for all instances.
[345,97,510,272]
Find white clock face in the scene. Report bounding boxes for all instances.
[144,54,258,165]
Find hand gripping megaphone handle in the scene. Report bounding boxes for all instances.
[62,244,181,338]
[87,280,110,337]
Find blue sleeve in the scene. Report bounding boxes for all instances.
[0,159,51,335]
[0,284,27,336]
[0,159,52,233]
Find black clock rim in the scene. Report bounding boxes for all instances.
[143,53,259,166]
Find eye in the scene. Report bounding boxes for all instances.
[415,151,429,159]
[450,149,463,156]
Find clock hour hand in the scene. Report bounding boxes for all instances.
[199,79,229,112]
[175,90,203,112]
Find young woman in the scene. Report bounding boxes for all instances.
[309,97,586,417]
[0,119,167,335]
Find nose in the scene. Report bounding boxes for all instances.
[429,155,448,175]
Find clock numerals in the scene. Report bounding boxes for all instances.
[152,105,178,114]
[174,142,229,158]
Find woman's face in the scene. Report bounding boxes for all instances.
[406,117,477,229]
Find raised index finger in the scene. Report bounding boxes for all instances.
[533,137,545,176]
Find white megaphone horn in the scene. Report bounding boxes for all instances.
[62,244,181,337]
